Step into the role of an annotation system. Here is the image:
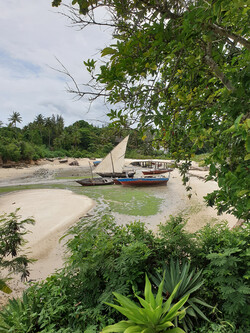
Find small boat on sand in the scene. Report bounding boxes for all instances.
[115,177,169,186]
[142,169,173,175]
[76,178,114,186]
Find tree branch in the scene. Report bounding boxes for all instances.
[210,23,250,51]
[204,42,235,92]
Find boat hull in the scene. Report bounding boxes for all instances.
[116,177,169,186]
[96,171,135,178]
[76,178,114,186]
[142,169,173,175]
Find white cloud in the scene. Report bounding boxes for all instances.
[0,0,112,127]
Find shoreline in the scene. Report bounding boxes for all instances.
[0,158,238,306]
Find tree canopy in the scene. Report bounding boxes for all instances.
[52,0,249,221]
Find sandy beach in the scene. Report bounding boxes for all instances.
[0,158,237,306]
[0,160,96,306]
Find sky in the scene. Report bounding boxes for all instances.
[0,0,113,127]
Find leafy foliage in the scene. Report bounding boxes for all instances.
[52,0,250,221]
[102,274,188,333]
[196,222,250,330]
[0,210,35,293]
[0,115,167,163]
[0,214,249,331]
[151,260,212,331]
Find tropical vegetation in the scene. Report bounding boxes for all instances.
[0,213,249,332]
[0,114,164,163]
[0,0,249,331]
[51,0,249,221]
[0,210,35,294]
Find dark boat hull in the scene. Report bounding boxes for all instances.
[96,171,135,178]
[116,177,169,186]
[76,178,114,186]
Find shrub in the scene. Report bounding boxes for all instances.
[20,141,36,160]
[196,222,250,330]
[102,274,188,333]
[157,215,199,261]
[1,214,248,332]
[0,210,35,293]
[1,142,21,162]
[151,259,212,331]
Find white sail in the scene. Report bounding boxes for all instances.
[95,135,129,175]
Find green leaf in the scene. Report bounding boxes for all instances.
[246,135,250,152]
[156,321,174,330]
[244,154,250,161]
[155,271,165,307]
[104,302,145,325]
[162,281,181,314]
[0,279,12,294]
[234,114,243,129]
[144,274,155,309]
[162,294,189,322]
[102,320,132,332]
[101,47,117,57]
[124,325,142,333]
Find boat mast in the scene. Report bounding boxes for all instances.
[110,152,115,177]
[89,161,94,183]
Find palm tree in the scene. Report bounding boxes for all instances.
[8,111,22,127]
[34,114,45,126]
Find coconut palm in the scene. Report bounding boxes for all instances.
[8,111,22,127]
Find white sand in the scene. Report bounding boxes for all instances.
[0,189,95,258]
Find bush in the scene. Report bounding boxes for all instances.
[102,274,189,333]
[1,214,248,332]
[195,222,250,330]
[1,142,21,162]
[20,141,36,160]
[0,214,200,332]
[0,210,35,293]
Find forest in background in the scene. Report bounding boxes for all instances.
[0,112,168,163]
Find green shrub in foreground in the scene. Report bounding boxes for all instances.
[102,274,188,333]
[195,222,250,329]
[151,259,212,331]
[0,210,35,294]
[0,214,248,332]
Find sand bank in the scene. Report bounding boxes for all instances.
[0,188,95,306]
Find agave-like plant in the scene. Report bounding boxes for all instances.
[151,259,213,331]
[0,292,38,332]
[101,273,189,333]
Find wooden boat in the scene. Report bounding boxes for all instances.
[93,160,101,167]
[95,136,135,178]
[142,168,173,175]
[115,177,169,186]
[76,178,114,186]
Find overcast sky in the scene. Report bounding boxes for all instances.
[0,0,113,127]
